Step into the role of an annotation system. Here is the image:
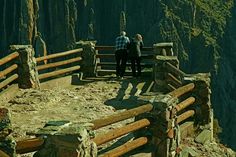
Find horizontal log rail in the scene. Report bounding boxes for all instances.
[164,62,185,77]
[177,110,195,124]
[167,83,176,91]
[0,74,18,89]
[0,52,19,66]
[168,83,195,98]
[0,64,18,78]
[91,104,153,130]
[166,73,182,88]
[37,57,82,71]
[95,46,153,52]
[0,150,10,157]
[36,48,83,62]
[96,62,153,67]
[174,97,195,113]
[16,137,45,154]
[101,137,148,157]
[96,54,154,59]
[92,118,150,146]
[38,65,80,80]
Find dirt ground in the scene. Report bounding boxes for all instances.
[1,76,235,157]
[1,76,152,157]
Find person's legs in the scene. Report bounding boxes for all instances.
[137,57,141,76]
[115,50,122,77]
[130,57,136,77]
[120,50,127,77]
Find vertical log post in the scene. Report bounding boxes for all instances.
[10,45,40,89]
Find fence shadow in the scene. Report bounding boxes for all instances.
[104,77,151,110]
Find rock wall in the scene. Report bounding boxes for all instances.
[1,0,236,150]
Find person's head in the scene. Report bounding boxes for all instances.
[120,31,126,36]
[135,34,142,41]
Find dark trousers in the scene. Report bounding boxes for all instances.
[115,50,127,77]
[130,57,141,77]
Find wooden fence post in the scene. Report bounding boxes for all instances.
[10,45,40,89]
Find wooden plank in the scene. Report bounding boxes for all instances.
[38,65,80,80]
[164,62,185,77]
[0,74,18,89]
[0,64,18,78]
[177,110,195,124]
[175,97,195,112]
[95,46,153,52]
[0,52,19,66]
[92,119,150,146]
[166,73,182,88]
[168,83,195,98]
[36,48,83,62]
[16,137,44,154]
[91,104,153,130]
[95,46,114,51]
[167,84,176,91]
[97,62,153,67]
[0,150,10,157]
[101,137,148,157]
[37,57,82,71]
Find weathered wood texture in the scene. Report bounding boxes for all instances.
[177,110,195,124]
[37,57,82,71]
[164,62,185,77]
[16,137,44,154]
[36,48,83,62]
[0,64,18,78]
[92,119,150,146]
[38,65,80,80]
[0,74,18,89]
[175,97,195,112]
[0,150,10,157]
[91,104,153,130]
[168,83,195,98]
[0,52,19,66]
[101,137,148,157]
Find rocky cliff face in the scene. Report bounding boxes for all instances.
[0,0,236,150]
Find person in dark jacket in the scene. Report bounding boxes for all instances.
[127,34,143,77]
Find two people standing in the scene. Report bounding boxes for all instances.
[115,31,143,78]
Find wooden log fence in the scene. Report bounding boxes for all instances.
[0,150,10,157]
[0,52,19,66]
[91,103,153,130]
[0,74,18,89]
[101,137,148,157]
[16,137,45,154]
[168,83,195,98]
[0,64,18,78]
[37,57,82,71]
[92,118,150,146]
[164,62,185,77]
[38,65,81,80]
[36,48,83,63]
[177,110,195,124]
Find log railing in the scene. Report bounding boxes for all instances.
[36,48,83,81]
[0,52,19,90]
[95,46,154,76]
